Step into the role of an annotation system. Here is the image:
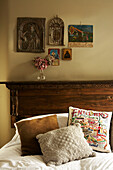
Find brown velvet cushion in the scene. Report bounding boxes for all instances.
[16,115,59,156]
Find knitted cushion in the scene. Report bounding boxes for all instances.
[36,124,95,166]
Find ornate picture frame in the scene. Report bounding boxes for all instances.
[48,16,64,46]
[62,48,72,60]
[17,17,46,53]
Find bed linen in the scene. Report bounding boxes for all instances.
[1,135,113,170]
[1,113,113,170]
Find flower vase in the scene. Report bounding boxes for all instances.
[37,69,45,80]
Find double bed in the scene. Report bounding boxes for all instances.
[0,80,113,170]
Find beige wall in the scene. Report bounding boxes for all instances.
[0,0,14,148]
[1,0,113,147]
[8,0,113,81]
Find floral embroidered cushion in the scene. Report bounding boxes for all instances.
[68,106,112,152]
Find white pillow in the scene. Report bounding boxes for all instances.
[2,113,68,150]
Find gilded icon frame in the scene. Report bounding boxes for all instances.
[62,48,72,60]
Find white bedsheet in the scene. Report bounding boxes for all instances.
[0,133,113,170]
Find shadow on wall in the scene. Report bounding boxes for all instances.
[8,60,39,81]
[0,85,15,148]
[8,59,113,81]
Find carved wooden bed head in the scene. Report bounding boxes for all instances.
[4,80,113,127]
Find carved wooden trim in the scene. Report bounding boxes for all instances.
[10,90,18,127]
[11,115,17,128]
[5,80,113,90]
[10,90,18,116]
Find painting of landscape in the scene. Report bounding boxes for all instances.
[68,25,93,47]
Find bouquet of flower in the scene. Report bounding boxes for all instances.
[33,57,48,70]
[33,55,55,70]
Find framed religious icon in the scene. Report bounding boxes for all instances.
[48,16,64,46]
[62,48,72,60]
[17,17,45,53]
[48,48,60,66]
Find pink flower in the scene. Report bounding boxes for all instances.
[33,57,48,70]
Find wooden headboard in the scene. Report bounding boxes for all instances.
[4,80,113,127]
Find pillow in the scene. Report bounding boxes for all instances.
[14,113,68,150]
[14,113,68,138]
[68,106,112,153]
[36,124,95,166]
[16,114,59,156]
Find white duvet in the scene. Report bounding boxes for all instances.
[1,113,113,170]
[0,134,113,170]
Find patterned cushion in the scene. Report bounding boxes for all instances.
[36,124,95,166]
[68,106,112,152]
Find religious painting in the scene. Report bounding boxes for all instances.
[68,25,93,47]
[48,48,60,66]
[17,17,45,53]
[62,48,72,60]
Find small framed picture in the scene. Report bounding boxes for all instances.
[48,48,60,66]
[62,48,72,60]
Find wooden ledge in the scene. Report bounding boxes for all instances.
[1,80,113,90]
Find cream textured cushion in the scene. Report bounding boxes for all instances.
[36,124,95,166]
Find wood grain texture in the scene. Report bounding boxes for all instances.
[2,80,113,127]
